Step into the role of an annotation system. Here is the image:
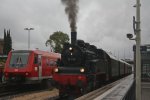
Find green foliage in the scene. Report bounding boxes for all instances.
[46,31,69,53]
[0,57,6,69]
[3,29,12,55]
[3,29,6,54]
[7,30,12,54]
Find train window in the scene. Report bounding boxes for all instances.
[53,61,56,66]
[143,64,150,73]
[50,61,54,66]
[147,46,150,51]
[46,59,49,66]
[56,59,61,66]
[9,52,29,67]
[34,56,38,64]
[49,60,56,66]
[38,55,42,66]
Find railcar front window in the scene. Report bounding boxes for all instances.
[9,53,29,68]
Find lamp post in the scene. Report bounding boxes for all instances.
[135,0,141,100]
[127,0,141,100]
[24,28,34,50]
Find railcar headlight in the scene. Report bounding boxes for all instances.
[80,68,85,73]
[5,73,8,76]
[54,68,59,72]
[25,72,29,76]
[34,67,38,71]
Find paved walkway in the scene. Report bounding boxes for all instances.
[95,75,134,100]
[142,82,150,100]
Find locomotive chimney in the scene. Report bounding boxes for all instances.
[71,32,77,45]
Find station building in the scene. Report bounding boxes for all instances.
[133,44,150,81]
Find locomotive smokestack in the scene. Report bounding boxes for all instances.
[71,32,77,45]
[61,0,79,33]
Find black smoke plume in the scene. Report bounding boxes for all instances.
[61,0,79,32]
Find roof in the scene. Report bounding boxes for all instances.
[106,52,118,61]
[119,59,126,63]
[34,50,61,58]
[11,50,61,59]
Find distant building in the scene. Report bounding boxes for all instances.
[0,39,4,54]
[133,44,150,81]
[122,59,134,72]
[123,59,134,65]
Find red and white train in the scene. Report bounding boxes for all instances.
[4,50,60,84]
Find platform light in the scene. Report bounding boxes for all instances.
[24,28,34,50]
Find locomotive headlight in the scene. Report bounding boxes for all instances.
[80,68,85,73]
[69,47,73,51]
[54,68,59,72]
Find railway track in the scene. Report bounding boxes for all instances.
[0,83,55,98]
[0,83,7,88]
[10,89,59,100]
[0,84,31,97]
[1,88,59,100]
[0,83,10,96]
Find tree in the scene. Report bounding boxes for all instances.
[7,30,12,54]
[3,29,12,55]
[3,29,7,54]
[46,31,69,53]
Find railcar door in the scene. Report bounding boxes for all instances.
[38,55,42,80]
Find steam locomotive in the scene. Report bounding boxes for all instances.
[53,32,132,97]
[4,50,60,85]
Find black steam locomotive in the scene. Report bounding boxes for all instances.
[53,32,132,97]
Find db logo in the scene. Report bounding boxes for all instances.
[14,69,18,72]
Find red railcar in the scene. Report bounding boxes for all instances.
[4,50,60,84]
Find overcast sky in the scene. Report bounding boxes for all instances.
[0,0,149,59]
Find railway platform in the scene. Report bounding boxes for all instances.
[95,74,134,100]
[76,74,135,100]
[76,74,150,100]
